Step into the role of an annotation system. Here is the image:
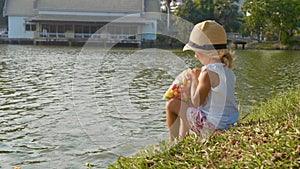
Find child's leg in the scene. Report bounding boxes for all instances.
[180,118,189,138]
[166,99,191,141]
[166,99,180,141]
[168,115,180,141]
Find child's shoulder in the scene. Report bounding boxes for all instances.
[202,63,224,72]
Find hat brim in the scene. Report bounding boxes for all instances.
[183,43,202,53]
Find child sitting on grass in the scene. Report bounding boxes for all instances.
[165,20,239,141]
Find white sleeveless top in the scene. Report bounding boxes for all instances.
[198,63,239,129]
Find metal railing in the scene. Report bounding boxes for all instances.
[39,32,137,39]
[37,32,139,42]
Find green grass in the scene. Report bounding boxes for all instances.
[108,87,300,168]
[228,41,300,50]
[246,41,286,50]
[242,41,300,50]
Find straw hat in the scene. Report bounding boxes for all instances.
[183,20,227,52]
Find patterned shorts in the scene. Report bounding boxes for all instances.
[186,107,215,137]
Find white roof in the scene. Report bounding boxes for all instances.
[37,0,143,13]
[5,0,144,16]
[4,0,162,24]
[5,0,35,16]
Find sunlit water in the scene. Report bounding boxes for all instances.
[0,45,299,168]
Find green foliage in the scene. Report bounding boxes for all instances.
[175,0,242,34]
[242,0,300,45]
[109,87,300,168]
[163,0,248,44]
[194,0,215,22]
[213,0,240,29]
[175,0,201,24]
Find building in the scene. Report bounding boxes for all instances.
[2,0,160,46]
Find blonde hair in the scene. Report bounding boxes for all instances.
[217,49,236,68]
[198,49,236,69]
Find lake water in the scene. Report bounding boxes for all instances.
[0,45,299,168]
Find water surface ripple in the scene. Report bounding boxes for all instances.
[0,45,299,168]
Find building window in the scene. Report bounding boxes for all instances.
[25,24,30,31]
[32,24,36,31]
[25,24,37,31]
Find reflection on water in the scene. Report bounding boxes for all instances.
[234,50,300,106]
[0,45,299,168]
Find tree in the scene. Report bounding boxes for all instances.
[269,0,300,44]
[194,0,215,22]
[213,0,240,29]
[242,0,267,42]
[173,0,242,42]
[243,0,300,44]
[175,0,241,31]
[175,0,201,24]
[173,0,197,42]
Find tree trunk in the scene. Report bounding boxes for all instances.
[257,31,261,43]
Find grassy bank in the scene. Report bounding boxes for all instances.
[245,41,287,50]
[109,87,300,168]
[232,41,300,50]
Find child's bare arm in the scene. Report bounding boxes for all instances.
[190,69,211,107]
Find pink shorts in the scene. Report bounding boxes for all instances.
[186,107,215,137]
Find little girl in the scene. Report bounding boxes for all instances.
[166,20,239,141]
